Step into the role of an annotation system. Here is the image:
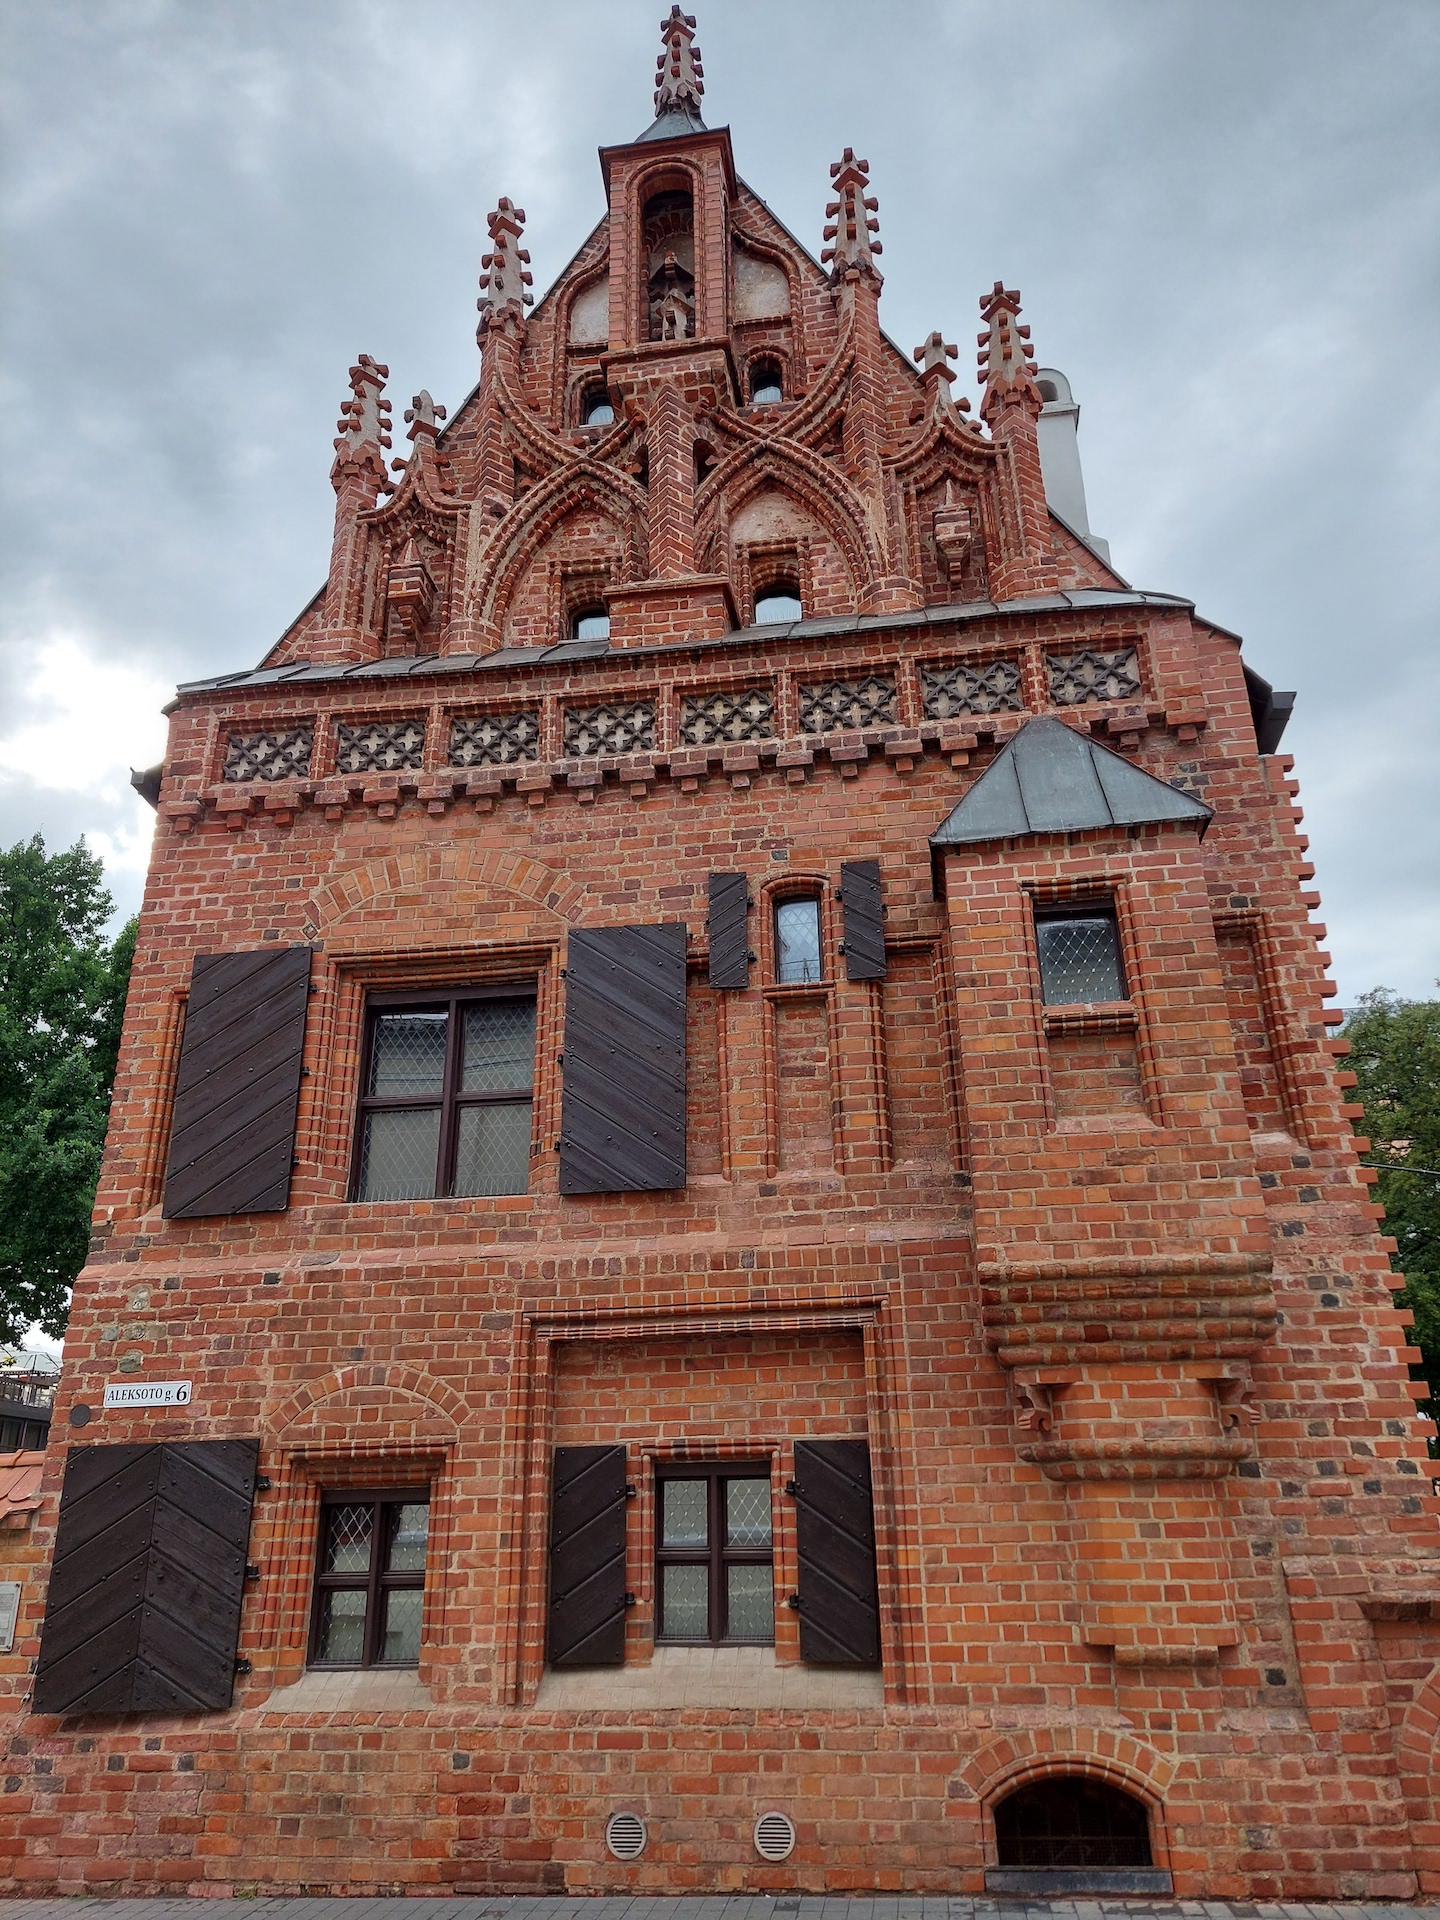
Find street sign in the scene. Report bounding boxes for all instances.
[102,1380,193,1409]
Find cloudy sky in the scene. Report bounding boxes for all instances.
[1,0,1437,1005]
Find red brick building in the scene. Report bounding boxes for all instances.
[5,9,1438,1899]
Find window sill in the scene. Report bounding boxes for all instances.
[535,1643,882,1709]
[984,1870,1173,1896]
[1041,1000,1137,1037]
[262,1666,432,1713]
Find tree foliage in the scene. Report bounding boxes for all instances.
[1345,988,1440,1409]
[0,837,136,1343]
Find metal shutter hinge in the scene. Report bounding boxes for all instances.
[234,1657,253,1673]
[255,1475,272,1492]
[784,1479,798,1496]
[837,943,846,954]
[786,1594,802,1611]
[625,1592,637,1607]
[245,1564,262,1581]
[626,1484,638,1497]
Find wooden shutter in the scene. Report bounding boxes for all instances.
[548,1445,628,1666]
[839,860,886,981]
[33,1439,259,1715]
[162,946,311,1218]
[707,872,751,991]
[791,1438,881,1667]
[558,923,687,1193]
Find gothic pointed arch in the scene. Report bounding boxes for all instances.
[696,437,883,609]
[471,459,650,647]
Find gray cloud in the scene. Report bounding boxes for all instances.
[2,0,1436,998]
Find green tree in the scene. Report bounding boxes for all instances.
[0,837,136,1343]
[1345,989,1440,1410]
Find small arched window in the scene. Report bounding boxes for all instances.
[582,389,615,427]
[571,605,611,642]
[994,1775,1152,1869]
[749,360,783,405]
[754,586,802,625]
[774,895,822,985]
[1037,379,1059,404]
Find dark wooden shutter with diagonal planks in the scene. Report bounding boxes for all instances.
[839,860,886,981]
[707,872,751,990]
[791,1438,881,1667]
[558,922,687,1193]
[162,946,311,1217]
[32,1439,260,1714]
[548,1445,628,1666]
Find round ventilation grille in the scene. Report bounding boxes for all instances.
[605,1811,647,1861]
[753,1810,796,1861]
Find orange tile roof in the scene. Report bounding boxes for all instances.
[0,1449,46,1526]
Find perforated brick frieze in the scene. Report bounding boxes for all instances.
[335,717,427,773]
[798,675,897,734]
[681,686,775,745]
[449,710,542,767]
[222,725,314,781]
[920,658,1023,719]
[1047,645,1142,705]
[564,699,655,757]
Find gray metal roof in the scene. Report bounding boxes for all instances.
[929,714,1212,848]
[633,105,709,142]
[170,591,1197,701]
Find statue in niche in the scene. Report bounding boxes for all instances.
[648,249,695,340]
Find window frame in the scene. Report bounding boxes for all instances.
[752,583,803,624]
[349,982,538,1202]
[308,1485,431,1670]
[580,387,615,428]
[569,604,611,641]
[1032,900,1128,1008]
[654,1462,775,1647]
[772,890,825,986]
[748,359,784,405]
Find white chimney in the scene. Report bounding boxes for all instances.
[1035,367,1110,564]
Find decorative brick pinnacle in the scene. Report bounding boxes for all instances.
[821,148,883,286]
[913,331,972,415]
[977,281,1042,423]
[330,353,392,493]
[477,198,534,334]
[404,390,447,443]
[654,7,704,116]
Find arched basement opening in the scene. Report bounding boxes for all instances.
[987,1774,1170,1896]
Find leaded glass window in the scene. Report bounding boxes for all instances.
[310,1490,429,1668]
[353,989,536,1201]
[775,896,823,985]
[655,1465,774,1645]
[1034,907,1127,1006]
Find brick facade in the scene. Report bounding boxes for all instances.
[4,13,1437,1900]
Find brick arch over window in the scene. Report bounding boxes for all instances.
[268,1364,468,1449]
[951,1730,1176,1854]
[697,445,882,608]
[471,462,648,647]
[307,846,590,939]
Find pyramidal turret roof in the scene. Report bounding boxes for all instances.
[929,716,1213,847]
